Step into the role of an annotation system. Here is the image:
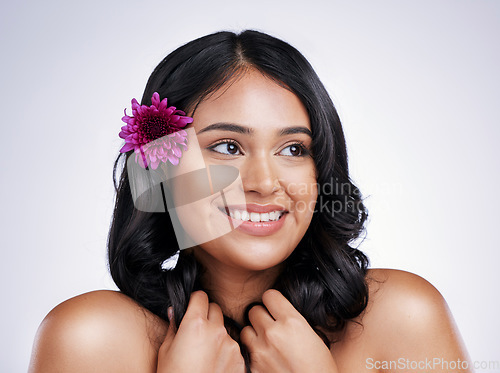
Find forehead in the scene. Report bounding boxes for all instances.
[190,69,311,132]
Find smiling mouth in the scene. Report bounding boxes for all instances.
[218,207,286,222]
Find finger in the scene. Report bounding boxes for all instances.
[162,308,176,346]
[207,302,224,325]
[261,289,297,320]
[184,290,209,320]
[240,325,257,347]
[247,304,274,336]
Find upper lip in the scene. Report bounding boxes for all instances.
[224,204,287,213]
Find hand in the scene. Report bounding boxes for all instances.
[157,291,245,373]
[240,289,338,373]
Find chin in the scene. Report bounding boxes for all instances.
[231,251,289,272]
[195,235,295,272]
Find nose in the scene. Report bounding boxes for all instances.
[240,154,280,196]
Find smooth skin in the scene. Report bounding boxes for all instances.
[29,270,471,372]
[29,69,471,372]
[158,292,245,372]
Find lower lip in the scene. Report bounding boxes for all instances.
[220,210,287,236]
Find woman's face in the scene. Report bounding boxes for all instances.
[178,69,318,272]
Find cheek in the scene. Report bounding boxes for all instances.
[166,163,247,250]
[279,167,318,218]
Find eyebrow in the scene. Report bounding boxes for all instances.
[197,122,251,135]
[278,126,312,137]
[197,122,312,137]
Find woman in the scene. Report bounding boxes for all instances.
[29,30,471,372]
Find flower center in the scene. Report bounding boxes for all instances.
[142,116,175,141]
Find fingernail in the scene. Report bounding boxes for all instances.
[167,306,174,321]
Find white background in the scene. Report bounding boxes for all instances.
[1,0,498,371]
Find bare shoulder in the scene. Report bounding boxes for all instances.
[28,290,168,373]
[362,269,470,366]
[332,269,471,372]
[365,268,447,311]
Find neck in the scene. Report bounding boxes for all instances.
[192,250,283,326]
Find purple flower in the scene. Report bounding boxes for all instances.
[119,92,193,168]
[135,130,188,169]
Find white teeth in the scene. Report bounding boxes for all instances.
[250,212,260,222]
[241,210,250,221]
[226,209,283,222]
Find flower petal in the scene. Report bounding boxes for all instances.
[150,159,160,170]
[168,155,179,165]
[121,115,132,124]
[159,98,168,111]
[173,117,193,127]
[131,98,140,112]
[172,145,181,157]
[120,142,135,153]
[151,92,160,107]
[165,107,176,116]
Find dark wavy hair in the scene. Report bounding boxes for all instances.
[108,29,369,369]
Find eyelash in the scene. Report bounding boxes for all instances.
[207,139,310,157]
[208,139,241,155]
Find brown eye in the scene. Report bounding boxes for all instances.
[210,141,241,155]
[280,144,305,157]
[289,145,301,156]
[227,143,238,154]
